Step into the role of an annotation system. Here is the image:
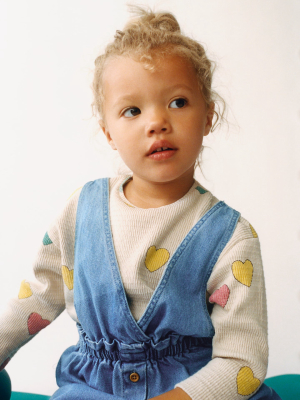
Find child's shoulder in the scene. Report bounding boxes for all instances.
[47,184,85,235]
[71,175,127,196]
[200,183,259,245]
[64,176,119,205]
[56,176,125,216]
[234,215,259,241]
[222,213,260,258]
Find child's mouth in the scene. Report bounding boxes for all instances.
[148,148,176,160]
[147,141,177,159]
[151,147,172,153]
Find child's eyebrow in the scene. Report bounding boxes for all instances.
[113,95,136,110]
[167,83,194,93]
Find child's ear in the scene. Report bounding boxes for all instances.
[204,102,215,136]
[99,119,117,150]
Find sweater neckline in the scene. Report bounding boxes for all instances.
[117,175,206,210]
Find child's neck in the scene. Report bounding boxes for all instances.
[123,175,195,209]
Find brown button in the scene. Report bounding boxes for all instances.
[129,372,140,382]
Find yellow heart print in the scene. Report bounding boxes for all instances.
[249,224,258,238]
[237,367,261,395]
[145,246,170,272]
[232,260,253,287]
[62,265,74,290]
[18,280,33,299]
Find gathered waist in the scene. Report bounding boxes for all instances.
[77,325,212,362]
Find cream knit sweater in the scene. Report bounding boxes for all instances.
[0,176,268,400]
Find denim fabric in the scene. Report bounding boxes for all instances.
[52,178,281,400]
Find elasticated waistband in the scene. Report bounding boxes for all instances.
[78,334,212,362]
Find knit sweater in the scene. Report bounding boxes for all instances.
[0,175,268,400]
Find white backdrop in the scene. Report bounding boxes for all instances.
[0,0,299,395]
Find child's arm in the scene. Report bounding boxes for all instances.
[150,387,191,400]
[0,190,80,370]
[174,219,268,400]
[0,231,64,370]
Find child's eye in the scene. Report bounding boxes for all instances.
[169,98,187,109]
[123,107,141,117]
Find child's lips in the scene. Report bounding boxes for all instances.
[148,149,177,161]
[147,140,177,156]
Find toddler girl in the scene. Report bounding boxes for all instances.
[0,6,281,400]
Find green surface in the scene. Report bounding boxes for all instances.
[265,374,300,399]
[7,374,300,400]
[0,369,11,400]
[11,393,50,400]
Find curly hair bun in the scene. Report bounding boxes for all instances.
[124,4,181,33]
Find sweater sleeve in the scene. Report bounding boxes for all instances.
[0,189,81,371]
[175,218,268,400]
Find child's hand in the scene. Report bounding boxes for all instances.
[149,387,192,400]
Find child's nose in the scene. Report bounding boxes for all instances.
[146,110,171,135]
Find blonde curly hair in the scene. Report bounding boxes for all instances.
[91,4,225,133]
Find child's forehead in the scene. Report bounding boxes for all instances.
[103,54,197,85]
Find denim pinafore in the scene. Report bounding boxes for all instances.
[52,178,280,400]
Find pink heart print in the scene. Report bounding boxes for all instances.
[27,312,50,335]
[209,284,230,308]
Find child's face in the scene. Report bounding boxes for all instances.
[100,54,214,185]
